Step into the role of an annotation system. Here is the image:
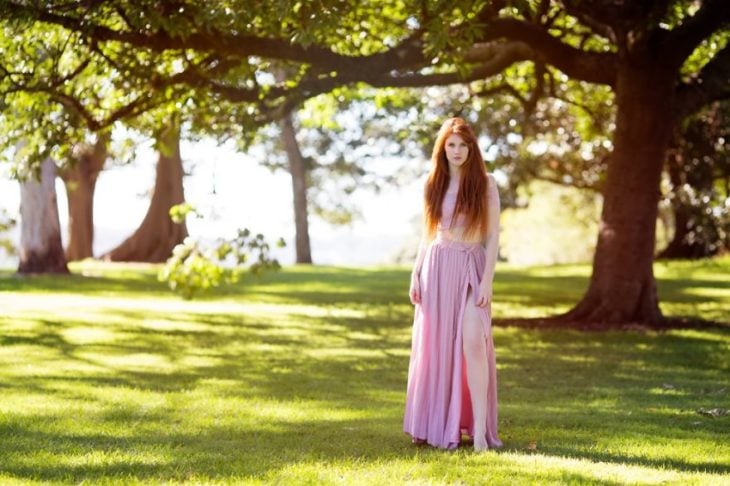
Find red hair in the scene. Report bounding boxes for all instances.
[424,117,489,240]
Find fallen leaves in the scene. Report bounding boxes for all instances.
[696,407,728,417]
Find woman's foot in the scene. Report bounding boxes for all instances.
[474,433,489,452]
[412,437,427,446]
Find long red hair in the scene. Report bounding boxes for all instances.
[424,117,489,240]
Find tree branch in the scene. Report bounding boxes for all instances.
[471,83,527,104]
[675,42,730,119]
[50,57,91,88]
[145,40,532,126]
[557,1,616,43]
[7,1,617,90]
[463,41,532,63]
[6,2,428,78]
[3,77,159,132]
[663,0,730,68]
[370,42,531,88]
[17,85,102,129]
[475,17,617,86]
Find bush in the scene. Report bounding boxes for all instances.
[159,228,285,300]
[0,208,16,257]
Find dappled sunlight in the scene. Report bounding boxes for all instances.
[0,262,727,482]
[678,286,730,299]
[661,301,730,323]
[504,263,592,278]
[654,256,730,279]
[60,326,119,344]
[493,451,722,484]
[555,354,598,364]
[83,352,176,373]
[260,448,724,484]
[3,451,171,481]
[493,302,573,319]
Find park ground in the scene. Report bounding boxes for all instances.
[0,257,728,485]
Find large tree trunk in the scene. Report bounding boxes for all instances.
[60,132,109,261]
[561,61,676,326]
[281,112,313,264]
[103,121,188,262]
[18,158,69,274]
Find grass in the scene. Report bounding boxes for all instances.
[0,257,728,485]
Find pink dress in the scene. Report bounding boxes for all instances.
[403,184,502,449]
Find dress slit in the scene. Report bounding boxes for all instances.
[403,238,502,449]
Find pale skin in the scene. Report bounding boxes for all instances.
[408,133,501,452]
[409,134,499,307]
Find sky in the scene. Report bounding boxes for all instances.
[0,136,426,267]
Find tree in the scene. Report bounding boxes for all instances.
[1,88,73,273]
[0,16,161,272]
[17,157,68,274]
[59,131,110,261]
[253,93,412,264]
[3,1,729,325]
[280,111,313,263]
[1,16,201,267]
[658,101,730,259]
[103,119,188,262]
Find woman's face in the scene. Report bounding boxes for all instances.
[444,134,469,167]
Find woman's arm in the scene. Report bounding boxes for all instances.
[409,234,428,304]
[411,236,428,281]
[410,178,430,305]
[476,173,500,307]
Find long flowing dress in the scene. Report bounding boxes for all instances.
[403,181,502,449]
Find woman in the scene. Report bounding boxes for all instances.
[403,117,502,451]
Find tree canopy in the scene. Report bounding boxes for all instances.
[2,0,729,325]
[3,1,724,159]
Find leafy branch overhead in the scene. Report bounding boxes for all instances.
[3,1,727,151]
[2,1,729,325]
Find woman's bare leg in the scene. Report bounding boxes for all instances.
[462,286,490,451]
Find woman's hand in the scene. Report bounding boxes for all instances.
[409,274,421,305]
[476,280,492,308]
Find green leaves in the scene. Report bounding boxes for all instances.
[0,207,16,257]
[168,202,201,224]
[158,226,284,299]
[2,0,728,185]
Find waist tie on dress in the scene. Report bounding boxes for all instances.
[433,234,482,254]
[433,233,489,338]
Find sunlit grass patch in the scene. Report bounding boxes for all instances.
[0,258,727,483]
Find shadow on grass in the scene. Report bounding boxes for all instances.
[0,308,411,404]
[1,264,729,481]
[0,269,168,296]
[0,415,412,482]
[3,264,725,326]
[1,306,729,481]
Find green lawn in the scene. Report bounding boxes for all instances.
[0,257,728,485]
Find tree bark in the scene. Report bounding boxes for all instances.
[60,132,109,261]
[103,121,188,262]
[561,61,676,326]
[17,158,69,274]
[281,112,313,264]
